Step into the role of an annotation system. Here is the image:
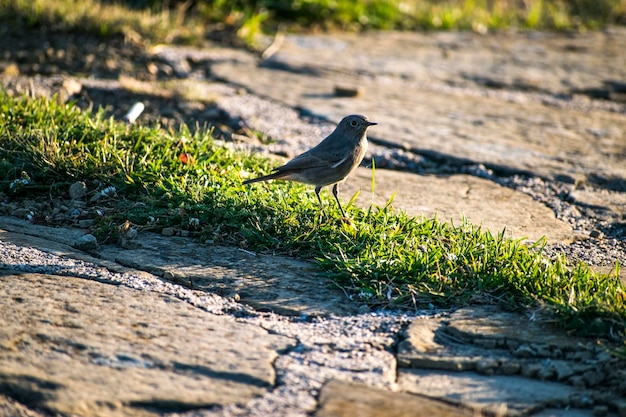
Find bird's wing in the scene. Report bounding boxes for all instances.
[277,152,345,173]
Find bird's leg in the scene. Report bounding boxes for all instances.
[332,184,347,217]
[315,186,325,213]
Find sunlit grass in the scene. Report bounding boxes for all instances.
[0,0,205,44]
[1,93,624,341]
[1,0,625,48]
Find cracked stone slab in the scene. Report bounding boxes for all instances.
[315,379,475,417]
[253,30,626,97]
[208,31,626,190]
[341,167,577,243]
[442,307,592,350]
[396,317,493,372]
[0,216,361,317]
[102,235,360,317]
[0,272,295,417]
[396,307,624,415]
[397,307,614,378]
[397,368,583,417]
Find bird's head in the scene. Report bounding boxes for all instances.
[337,114,377,138]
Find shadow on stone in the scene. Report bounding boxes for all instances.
[0,375,62,412]
[171,362,272,389]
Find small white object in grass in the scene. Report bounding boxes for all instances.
[101,186,117,197]
[238,248,257,256]
[123,102,145,124]
[358,291,373,300]
[9,178,29,189]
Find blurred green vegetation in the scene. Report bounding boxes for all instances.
[199,0,626,31]
[1,0,625,46]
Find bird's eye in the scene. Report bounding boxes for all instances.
[350,120,358,127]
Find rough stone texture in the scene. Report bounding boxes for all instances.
[254,30,626,98]
[341,167,577,243]
[0,216,360,317]
[395,307,624,416]
[209,30,626,189]
[0,394,45,417]
[0,221,403,417]
[396,317,489,371]
[1,207,623,417]
[443,307,587,350]
[315,379,475,417]
[73,233,98,250]
[216,313,403,417]
[0,272,294,417]
[103,237,359,317]
[398,368,581,417]
[397,306,613,377]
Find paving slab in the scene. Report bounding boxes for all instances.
[315,379,474,417]
[397,306,617,381]
[341,167,577,243]
[0,216,360,317]
[207,30,626,189]
[396,307,624,416]
[0,272,295,417]
[442,307,591,349]
[102,236,359,317]
[398,368,582,417]
[253,30,626,97]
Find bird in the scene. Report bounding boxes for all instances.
[243,114,377,217]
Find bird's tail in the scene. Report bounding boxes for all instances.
[242,172,282,185]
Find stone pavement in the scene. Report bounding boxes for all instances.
[2,27,626,417]
[209,29,626,186]
[1,217,625,417]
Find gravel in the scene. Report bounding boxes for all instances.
[0,238,427,417]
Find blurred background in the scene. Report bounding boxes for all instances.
[2,0,625,48]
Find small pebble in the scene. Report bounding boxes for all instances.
[592,405,609,417]
[73,234,98,251]
[69,181,87,200]
[162,227,176,236]
[334,85,363,97]
[78,219,94,229]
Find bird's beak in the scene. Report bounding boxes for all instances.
[368,121,378,126]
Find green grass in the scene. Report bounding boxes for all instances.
[1,0,625,47]
[1,93,624,342]
[0,0,204,44]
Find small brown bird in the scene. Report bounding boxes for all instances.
[243,114,377,217]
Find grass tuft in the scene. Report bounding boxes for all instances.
[1,93,624,341]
